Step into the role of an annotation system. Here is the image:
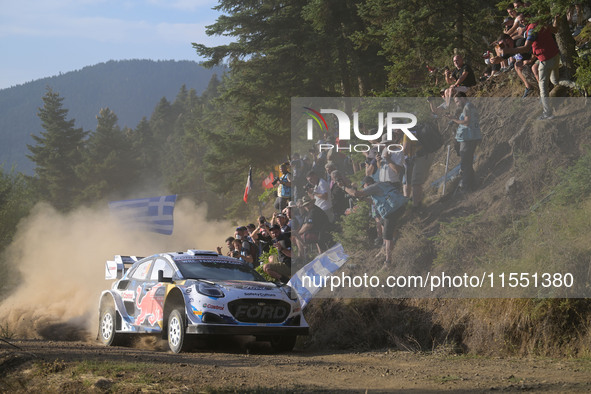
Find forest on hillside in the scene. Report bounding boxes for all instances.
[0,59,224,174]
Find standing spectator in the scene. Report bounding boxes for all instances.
[329,170,351,220]
[445,92,482,192]
[379,134,405,189]
[325,161,337,184]
[290,153,308,202]
[442,54,477,108]
[402,125,436,210]
[306,170,334,222]
[274,162,292,211]
[338,177,407,266]
[501,17,559,120]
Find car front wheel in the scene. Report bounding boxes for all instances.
[99,302,125,346]
[167,308,191,353]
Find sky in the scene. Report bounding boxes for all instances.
[0,0,231,90]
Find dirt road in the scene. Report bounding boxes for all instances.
[1,338,590,392]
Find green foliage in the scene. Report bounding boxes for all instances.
[551,147,591,205]
[574,27,591,91]
[26,87,87,211]
[430,212,484,267]
[332,200,373,251]
[75,108,139,204]
[355,0,497,93]
[255,246,279,281]
[0,60,223,175]
[0,168,36,297]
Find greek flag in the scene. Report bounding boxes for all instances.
[287,243,349,309]
[108,195,177,235]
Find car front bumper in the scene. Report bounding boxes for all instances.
[186,324,309,336]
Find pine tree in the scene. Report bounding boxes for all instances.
[76,107,138,203]
[27,87,87,210]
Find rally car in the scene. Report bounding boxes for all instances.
[98,249,308,353]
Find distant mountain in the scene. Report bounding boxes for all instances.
[0,59,225,174]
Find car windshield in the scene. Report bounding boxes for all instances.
[173,256,267,282]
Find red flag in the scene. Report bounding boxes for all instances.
[262,172,275,189]
[243,167,252,203]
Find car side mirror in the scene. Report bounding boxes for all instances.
[158,269,173,283]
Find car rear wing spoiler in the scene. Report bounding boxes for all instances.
[105,255,143,280]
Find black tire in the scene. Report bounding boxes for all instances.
[269,335,297,352]
[167,308,192,353]
[99,302,125,346]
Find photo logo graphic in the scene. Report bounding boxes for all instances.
[304,108,417,142]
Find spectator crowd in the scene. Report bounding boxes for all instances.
[216,2,590,284]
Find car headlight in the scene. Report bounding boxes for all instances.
[281,285,299,301]
[197,282,225,298]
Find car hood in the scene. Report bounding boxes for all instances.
[184,279,287,299]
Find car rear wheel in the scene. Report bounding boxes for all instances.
[269,335,297,352]
[99,302,125,346]
[167,308,191,353]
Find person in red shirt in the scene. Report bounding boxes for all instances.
[501,17,559,120]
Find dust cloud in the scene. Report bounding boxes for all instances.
[0,198,233,341]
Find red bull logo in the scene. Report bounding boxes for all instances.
[135,283,164,326]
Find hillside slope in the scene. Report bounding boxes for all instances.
[0,59,225,174]
[307,74,591,356]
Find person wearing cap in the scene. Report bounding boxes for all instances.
[337,176,407,266]
[263,224,292,283]
[294,195,330,257]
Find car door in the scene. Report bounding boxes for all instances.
[133,257,171,329]
[115,258,152,321]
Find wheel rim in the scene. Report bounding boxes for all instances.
[101,312,113,340]
[169,315,181,348]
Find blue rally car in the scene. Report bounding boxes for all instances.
[98,249,308,353]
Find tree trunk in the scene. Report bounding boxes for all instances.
[554,14,577,80]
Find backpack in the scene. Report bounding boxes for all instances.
[415,122,443,154]
[371,183,408,218]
